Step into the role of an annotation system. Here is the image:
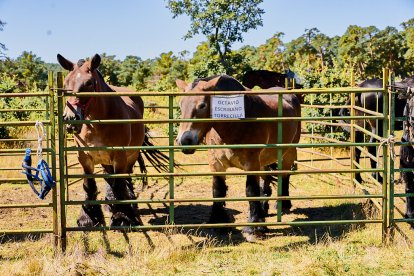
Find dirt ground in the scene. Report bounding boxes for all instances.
[0,134,411,243]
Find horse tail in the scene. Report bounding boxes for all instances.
[139,127,180,176]
[137,152,148,188]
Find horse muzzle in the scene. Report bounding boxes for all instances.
[63,113,82,134]
[177,131,198,154]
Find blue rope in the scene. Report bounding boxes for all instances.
[22,148,56,200]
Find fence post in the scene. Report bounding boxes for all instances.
[277,92,283,222]
[350,72,356,185]
[168,94,175,224]
[382,69,389,243]
[56,72,67,251]
[48,72,59,247]
[387,71,395,241]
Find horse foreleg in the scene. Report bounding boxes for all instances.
[400,144,414,227]
[78,156,105,227]
[354,131,364,183]
[368,125,383,183]
[104,162,141,228]
[78,178,106,227]
[243,174,267,236]
[260,171,272,217]
[402,171,414,220]
[208,175,230,224]
[274,147,297,213]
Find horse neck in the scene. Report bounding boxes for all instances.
[87,70,115,119]
[93,70,113,92]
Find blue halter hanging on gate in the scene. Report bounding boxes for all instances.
[21,121,56,200]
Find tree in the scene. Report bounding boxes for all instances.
[13,51,47,90]
[118,55,141,86]
[254,32,286,72]
[371,26,406,77]
[95,53,121,86]
[401,18,414,76]
[166,0,264,74]
[337,25,379,79]
[0,20,6,58]
[132,59,153,91]
[188,41,225,79]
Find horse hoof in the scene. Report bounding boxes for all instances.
[242,226,268,235]
[110,212,140,231]
[77,215,97,228]
[77,205,105,228]
[242,226,267,242]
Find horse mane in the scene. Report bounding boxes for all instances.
[399,75,414,87]
[192,75,246,91]
[95,69,114,92]
[77,59,86,67]
[191,75,223,89]
[358,78,382,88]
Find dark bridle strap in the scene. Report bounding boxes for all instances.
[67,97,96,115]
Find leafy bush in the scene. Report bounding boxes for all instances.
[0,73,44,140]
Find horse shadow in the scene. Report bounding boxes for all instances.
[0,233,45,245]
[147,204,246,245]
[143,202,371,247]
[265,201,372,245]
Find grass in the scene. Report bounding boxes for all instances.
[1,225,414,275]
[1,96,414,275]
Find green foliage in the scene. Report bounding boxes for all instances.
[401,18,414,76]
[166,0,264,74]
[98,53,121,86]
[118,55,141,87]
[12,51,48,90]
[0,73,44,139]
[252,32,286,72]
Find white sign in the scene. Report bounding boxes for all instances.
[211,95,245,119]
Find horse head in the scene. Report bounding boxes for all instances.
[57,54,102,134]
[175,75,246,154]
[175,78,214,154]
[395,76,414,143]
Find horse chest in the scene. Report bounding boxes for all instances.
[87,150,112,165]
[208,148,245,171]
[75,136,113,165]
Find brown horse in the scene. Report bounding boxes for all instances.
[57,53,167,228]
[175,75,301,236]
[242,69,303,89]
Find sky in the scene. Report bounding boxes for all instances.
[0,0,413,64]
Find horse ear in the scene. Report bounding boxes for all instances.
[57,54,74,71]
[202,77,221,91]
[90,54,101,71]
[176,79,188,91]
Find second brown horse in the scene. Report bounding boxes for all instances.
[175,75,301,237]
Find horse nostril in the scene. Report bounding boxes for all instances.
[180,136,192,146]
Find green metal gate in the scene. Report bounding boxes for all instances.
[51,70,397,250]
[0,72,58,245]
[5,69,409,250]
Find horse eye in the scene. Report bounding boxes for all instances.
[198,102,207,110]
